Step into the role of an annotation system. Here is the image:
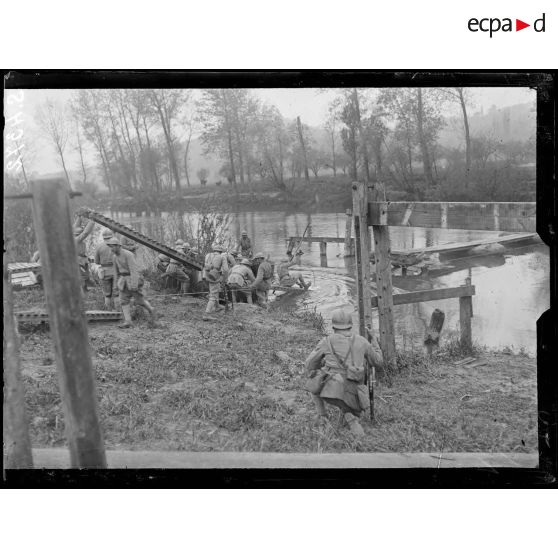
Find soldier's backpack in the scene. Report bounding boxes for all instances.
[327,336,365,383]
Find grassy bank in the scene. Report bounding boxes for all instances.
[16,289,537,454]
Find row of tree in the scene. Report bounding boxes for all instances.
[10,87,534,201]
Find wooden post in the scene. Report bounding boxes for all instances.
[459,277,473,354]
[319,241,328,267]
[441,203,449,228]
[344,209,354,256]
[3,257,33,469]
[493,203,500,231]
[30,179,107,468]
[424,309,445,356]
[352,183,373,337]
[369,184,397,369]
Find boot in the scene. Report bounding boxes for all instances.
[118,304,133,328]
[141,301,157,325]
[344,413,365,438]
[104,297,113,311]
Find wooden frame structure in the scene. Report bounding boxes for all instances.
[352,183,480,368]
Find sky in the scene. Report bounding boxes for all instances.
[4,86,535,177]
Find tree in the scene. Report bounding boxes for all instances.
[35,98,72,189]
[307,147,327,177]
[149,89,189,192]
[324,108,339,176]
[296,116,310,183]
[197,168,209,186]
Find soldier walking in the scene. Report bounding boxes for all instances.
[203,244,228,315]
[304,309,383,437]
[94,229,117,310]
[106,237,156,328]
[74,219,95,294]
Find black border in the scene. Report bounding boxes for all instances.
[3,70,557,488]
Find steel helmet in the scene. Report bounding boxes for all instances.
[102,230,113,239]
[183,242,191,249]
[241,230,248,236]
[254,252,265,259]
[331,309,353,330]
[241,258,251,266]
[175,238,184,246]
[158,253,170,262]
[106,237,121,246]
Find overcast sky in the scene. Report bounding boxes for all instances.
[5,86,535,176]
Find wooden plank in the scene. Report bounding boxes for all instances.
[371,284,475,307]
[352,183,373,337]
[369,184,396,368]
[401,203,414,226]
[367,201,536,232]
[344,209,354,256]
[288,236,346,244]
[3,257,33,469]
[393,233,538,257]
[460,278,473,354]
[8,262,42,273]
[31,179,107,469]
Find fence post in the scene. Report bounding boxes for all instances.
[352,183,373,337]
[441,203,449,228]
[319,241,328,267]
[493,203,500,231]
[344,209,353,256]
[369,184,397,369]
[31,179,107,468]
[3,257,34,469]
[459,277,473,354]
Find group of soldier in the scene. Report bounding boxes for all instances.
[34,220,382,436]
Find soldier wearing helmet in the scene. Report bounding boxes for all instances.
[203,243,229,314]
[94,229,117,309]
[227,257,256,304]
[251,252,273,308]
[106,236,156,328]
[277,252,311,290]
[304,308,383,437]
[237,230,253,259]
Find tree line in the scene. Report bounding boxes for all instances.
[7,87,536,202]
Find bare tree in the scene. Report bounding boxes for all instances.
[296,116,310,184]
[35,98,72,189]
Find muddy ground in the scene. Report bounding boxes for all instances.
[16,291,537,454]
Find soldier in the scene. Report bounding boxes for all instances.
[156,253,171,273]
[175,239,185,253]
[166,256,191,294]
[94,229,117,310]
[251,252,273,307]
[304,309,383,437]
[203,244,228,314]
[120,235,138,254]
[227,258,256,304]
[74,219,95,294]
[106,237,156,328]
[276,252,311,289]
[237,230,253,259]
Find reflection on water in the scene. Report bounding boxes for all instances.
[114,210,549,355]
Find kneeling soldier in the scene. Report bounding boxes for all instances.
[304,309,383,437]
[276,252,310,289]
[106,237,156,328]
[251,252,273,307]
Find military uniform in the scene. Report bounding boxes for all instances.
[113,248,146,305]
[203,247,229,313]
[252,257,273,306]
[239,236,253,258]
[276,255,308,288]
[74,220,95,291]
[227,261,256,304]
[94,240,116,305]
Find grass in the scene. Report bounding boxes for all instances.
[15,289,537,454]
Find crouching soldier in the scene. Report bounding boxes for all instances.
[227,258,256,304]
[276,252,311,289]
[251,252,273,308]
[203,244,228,314]
[304,309,383,437]
[106,237,156,328]
[94,229,117,310]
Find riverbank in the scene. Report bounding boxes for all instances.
[17,293,537,455]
